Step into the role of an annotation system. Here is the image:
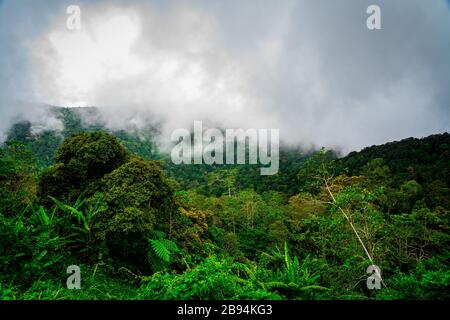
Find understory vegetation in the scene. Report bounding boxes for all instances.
[1,108,449,300]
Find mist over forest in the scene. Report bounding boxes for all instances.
[1,0,450,152]
[1,0,449,303]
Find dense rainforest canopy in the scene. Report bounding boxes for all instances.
[0,108,449,300]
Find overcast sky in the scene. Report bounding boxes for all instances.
[0,0,449,153]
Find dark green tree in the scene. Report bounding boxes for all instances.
[96,157,175,272]
[38,131,128,204]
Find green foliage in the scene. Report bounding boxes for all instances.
[38,131,128,204]
[150,240,171,263]
[54,131,128,180]
[49,193,107,260]
[148,231,180,272]
[92,157,175,272]
[254,243,328,299]
[376,258,450,299]
[340,133,450,210]
[0,207,68,288]
[16,265,137,300]
[0,142,37,216]
[298,148,337,194]
[138,256,280,300]
[98,157,173,235]
[1,118,449,301]
[164,148,308,197]
[100,158,172,217]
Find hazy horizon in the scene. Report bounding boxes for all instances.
[1,0,450,154]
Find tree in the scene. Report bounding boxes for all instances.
[38,131,128,204]
[0,142,37,216]
[54,131,128,180]
[96,157,175,272]
[297,148,337,194]
[207,168,238,197]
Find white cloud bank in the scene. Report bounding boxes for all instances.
[1,0,449,153]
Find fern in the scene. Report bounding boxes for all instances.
[151,230,167,240]
[161,239,180,253]
[148,233,180,270]
[150,239,170,262]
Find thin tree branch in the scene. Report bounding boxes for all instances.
[322,164,386,287]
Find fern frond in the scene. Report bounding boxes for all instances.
[152,230,166,240]
[150,239,170,262]
[161,239,179,252]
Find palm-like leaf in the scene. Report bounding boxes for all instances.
[150,239,170,262]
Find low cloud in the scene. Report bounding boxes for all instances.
[1,0,449,153]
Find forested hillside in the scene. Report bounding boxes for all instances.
[1,108,449,300]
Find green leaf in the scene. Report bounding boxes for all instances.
[150,239,170,262]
